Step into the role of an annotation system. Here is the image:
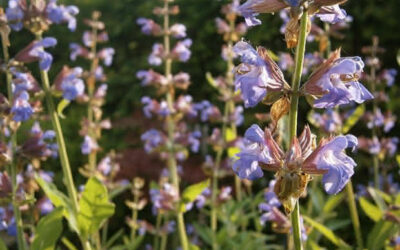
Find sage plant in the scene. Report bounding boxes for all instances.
[232,0,373,248]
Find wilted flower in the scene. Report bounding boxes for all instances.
[233,41,288,108]
[303,49,373,108]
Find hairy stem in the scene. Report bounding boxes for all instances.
[345,181,363,249]
[2,34,27,250]
[288,10,308,250]
[36,33,91,250]
[162,1,189,249]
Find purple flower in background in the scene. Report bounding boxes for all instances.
[0,205,16,236]
[28,37,58,71]
[381,69,397,87]
[312,109,342,133]
[304,50,373,108]
[150,183,179,213]
[136,69,168,86]
[81,135,99,155]
[46,0,79,31]
[188,131,201,153]
[233,106,244,126]
[98,156,112,176]
[278,52,294,71]
[69,43,89,61]
[149,43,164,66]
[170,23,187,38]
[141,96,156,118]
[171,39,192,62]
[233,41,286,108]
[37,198,54,215]
[11,91,33,122]
[98,48,115,66]
[6,0,24,31]
[60,67,85,100]
[137,17,162,35]
[141,129,163,153]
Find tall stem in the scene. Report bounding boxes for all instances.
[2,33,27,250]
[87,17,99,172]
[35,33,91,250]
[370,37,380,190]
[162,1,189,249]
[288,10,308,250]
[345,181,363,249]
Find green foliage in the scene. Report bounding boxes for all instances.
[0,237,8,250]
[77,177,115,239]
[180,179,210,212]
[367,220,399,250]
[57,99,70,119]
[341,105,365,134]
[303,216,351,249]
[359,197,382,222]
[31,207,64,250]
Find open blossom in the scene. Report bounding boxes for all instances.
[6,0,79,32]
[98,48,115,66]
[69,43,89,61]
[15,37,58,71]
[380,69,397,87]
[136,69,168,86]
[11,91,33,122]
[46,0,79,31]
[59,67,85,100]
[148,43,164,66]
[81,135,99,155]
[141,129,164,153]
[170,23,187,38]
[311,109,342,133]
[233,41,287,108]
[234,124,357,211]
[303,50,373,108]
[150,183,179,213]
[21,122,58,158]
[171,39,192,62]
[237,0,346,27]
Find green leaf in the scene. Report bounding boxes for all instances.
[205,72,218,89]
[35,175,78,232]
[322,192,344,213]
[303,216,351,249]
[77,177,115,239]
[61,237,78,250]
[57,99,70,119]
[342,105,365,133]
[367,187,387,211]
[0,236,8,250]
[359,197,382,222]
[367,220,398,249]
[180,179,210,212]
[396,154,400,167]
[189,243,200,250]
[31,207,64,250]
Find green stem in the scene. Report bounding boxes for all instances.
[345,181,363,249]
[2,33,27,250]
[130,191,139,241]
[162,0,189,248]
[153,213,162,250]
[288,10,308,250]
[35,33,91,250]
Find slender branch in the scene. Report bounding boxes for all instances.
[162,0,189,249]
[2,33,27,250]
[288,10,308,250]
[345,181,363,249]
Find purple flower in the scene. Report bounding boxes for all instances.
[83,31,92,47]
[233,41,286,108]
[136,69,168,86]
[171,39,192,62]
[233,124,275,180]
[37,198,54,215]
[170,24,187,38]
[46,0,79,31]
[381,69,397,87]
[304,135,357,194]
[0,205,16,236]
[29,37,58,71]
[60,67,85,100]
[150,183,179,213]
[141,129,163,153]
[137,18,162,35]
[69,43,89,61]
[11,91,33,122]
[98,156,112,176]
[6,0,24,31]
[188,131,201,153]
[278,52,294,71]
[141,96,156,118]
[148,43,164,66]
[315,5,347,24]
[98,48,115,66]
[304,50,373,108]
[81,135,99,155]
[311,109,342,133]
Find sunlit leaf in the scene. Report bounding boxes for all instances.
[77,177,115,239]
[303,216,351,249]
[367,220,398,249]
[180,179,210,212]
[342,105,365,134]
[359,197,382,222]
[57,99,70,119]
[31,207,64,250]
